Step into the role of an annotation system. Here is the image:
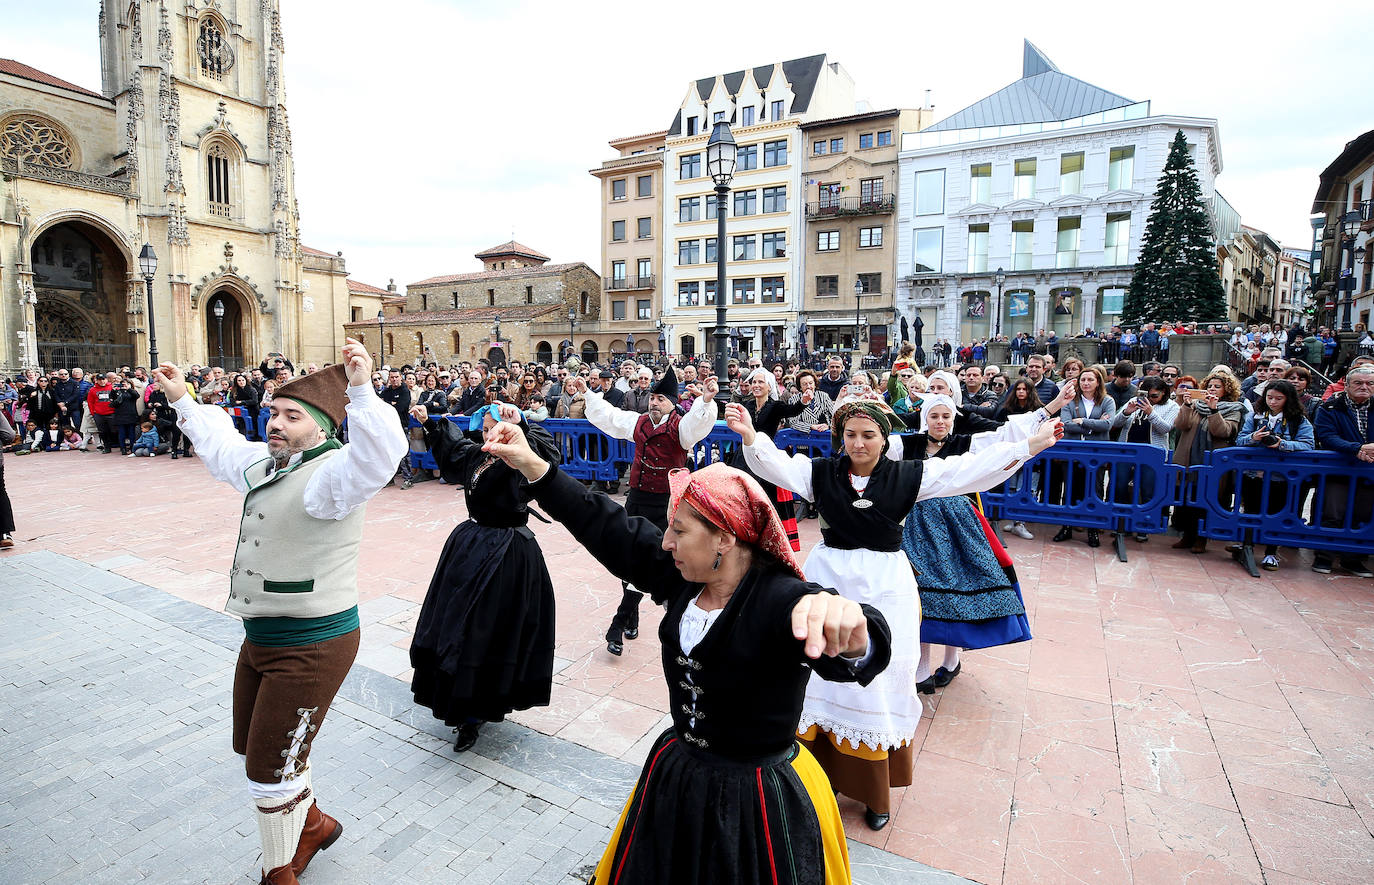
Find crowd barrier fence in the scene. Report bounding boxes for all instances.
[403,416,1374,577]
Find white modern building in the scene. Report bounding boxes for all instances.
[896,42,1224,346]
[661,55,859,359]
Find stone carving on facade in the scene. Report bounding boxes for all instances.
[270,9,284,51]
[124,70,142,184]
[191,264,272,313]
[129,0,143,64]
[162,75,184,194]
[264,47,278,97]
[168,200,189,244]
[157,1,173,62]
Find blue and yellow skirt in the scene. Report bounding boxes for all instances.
[592,728,850,885]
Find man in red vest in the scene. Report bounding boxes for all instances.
[571,365,719,654]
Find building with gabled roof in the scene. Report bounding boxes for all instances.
[896,40,1225,346]
[356,243,600,367]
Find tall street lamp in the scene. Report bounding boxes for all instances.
[994,266,1006,338]
[376,309,385,364]
[707,121,737,381]
[138,243,159,368]
[566,306,576,363]
[1339,209,1364,332]
[212,298,226,365]
[853,278,865,360]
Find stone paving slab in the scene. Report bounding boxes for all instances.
[0,552,966,884]
[6,450,1374,883]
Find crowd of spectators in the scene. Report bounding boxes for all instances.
[7,326,1374,571]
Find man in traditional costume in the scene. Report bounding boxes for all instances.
[569,365,719,655]
[152,340,407,885]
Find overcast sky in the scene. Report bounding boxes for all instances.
[7,0,1371,290]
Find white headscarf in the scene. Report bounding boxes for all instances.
[744,367,778,400]
[918,394,959,433]
[926,370,963,409]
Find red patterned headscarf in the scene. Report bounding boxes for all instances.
[667,465,805,580]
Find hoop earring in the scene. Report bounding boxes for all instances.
[711,552,722,571]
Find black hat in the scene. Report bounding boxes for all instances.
[652,364,678,398]
[598,368,615,379]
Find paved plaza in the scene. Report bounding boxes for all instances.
[2,449,1373,884]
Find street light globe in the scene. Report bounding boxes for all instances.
[706,122,737,186]
[138,243,157,278]
[995,267,1006,286]
[854,279,864,296]
[212,299,226,319]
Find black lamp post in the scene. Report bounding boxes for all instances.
[657,316,666,359]
[707,121,737,380]
[566,306,576,362]
[853,278,865,358]
[376,309,385,362]
[138,243,159,368]
[994,266,1006,338]
[1339,209,1363,332]
[212,298,226,365]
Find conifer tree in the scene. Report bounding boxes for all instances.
[1123,130,1227,325]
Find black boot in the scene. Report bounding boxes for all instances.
[1086,529,1100,548]
[1052,526,1073,543]
[453,722,481,752]
[605,586,644,655]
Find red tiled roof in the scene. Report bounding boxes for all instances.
[473,240,550,262]
[0,59,104,100]
[408,261,592,287]
[342,304,563,326]
[300,245,339,258]
[346,278,390,295]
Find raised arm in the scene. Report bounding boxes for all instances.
[677,377,719,449]
[157,364,266,493]
[482,422,685,604]
[581,382,638,441]
[306,382,409,519]
[918,418,1062,500]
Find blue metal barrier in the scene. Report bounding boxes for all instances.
[220,405,262,441]
[980,440,1185,561]
[406,417,439,472]
[541,418,622,481]
[774,428,833,459]
[1192,447,1374,575]
[691,421,742,468]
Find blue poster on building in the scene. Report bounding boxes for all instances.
[1008,292,1029,317]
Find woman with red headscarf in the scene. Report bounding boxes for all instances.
[483,423,892,885]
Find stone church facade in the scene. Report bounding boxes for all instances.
[0,1,385,375]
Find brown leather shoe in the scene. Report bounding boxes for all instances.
[1170,537,1193,549]
[1190,540,1208,554]
[261,864,299,885]
[292,801,343,876]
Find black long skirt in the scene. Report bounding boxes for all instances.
[591,729,851,885]
[410,520,555,725]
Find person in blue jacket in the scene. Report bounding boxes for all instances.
[1312,364,1374,576]
[1236,380,1314,571]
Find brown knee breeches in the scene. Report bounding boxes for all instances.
[232,630,360,783]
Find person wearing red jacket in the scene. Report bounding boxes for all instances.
[86,372,118,453]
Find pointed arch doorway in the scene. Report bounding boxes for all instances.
[205,290,247,371]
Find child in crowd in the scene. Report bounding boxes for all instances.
[62,423,86,451]
[31,419,64,452]
[8,420,38,454]
[130,420,160,457]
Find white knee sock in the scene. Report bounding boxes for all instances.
[915,643,933,682]
[252,765,313,872]
[941,646,961,671]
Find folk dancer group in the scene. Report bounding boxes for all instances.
[175,343,1061,884]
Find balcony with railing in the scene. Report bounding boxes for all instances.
[805,195,895,219]
[605,275,655,291]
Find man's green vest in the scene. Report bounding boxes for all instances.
[226,442,366,620]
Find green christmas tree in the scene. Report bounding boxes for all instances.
[1123,130,1227,325]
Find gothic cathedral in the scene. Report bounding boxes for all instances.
[0,1,382,374]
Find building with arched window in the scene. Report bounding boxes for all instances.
[0,2,386,374]
[356,241,600,367]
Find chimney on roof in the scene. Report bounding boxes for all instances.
[924,89,933,110]
[387,279,396,293]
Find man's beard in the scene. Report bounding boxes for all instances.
[647,405,664,423]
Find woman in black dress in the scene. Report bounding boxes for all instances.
[483,421,892,885]
[732,367,809,551]
[408,402,561,752]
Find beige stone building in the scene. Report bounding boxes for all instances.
[0,3,384,375]
[589,131,668,359]
[1218,225,1279,326]
[350,241,600,368]
[799,108,931,355]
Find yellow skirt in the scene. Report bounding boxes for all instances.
[797,725,914,815]
[593,729,851,885]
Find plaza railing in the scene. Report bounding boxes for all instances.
[405,416,1374,577]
